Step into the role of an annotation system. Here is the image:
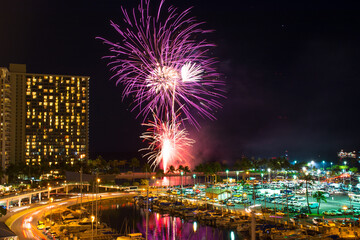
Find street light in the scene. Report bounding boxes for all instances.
[322,160,325,170]
[343,206,348,222]
[48,187,51,199]
[236,171,239,182]
[49,197,54,226]
[293,175,297,193]
[96,178,100,235]
[243,193,247,207]
[330,162,333,169]
[91,215,95,240]
[267,168,271,183]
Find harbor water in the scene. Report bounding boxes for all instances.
[99,201,241,240]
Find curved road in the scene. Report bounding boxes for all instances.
[4,192,129,240]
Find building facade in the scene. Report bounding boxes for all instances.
[0,64,89,172]
[0,68,11,171]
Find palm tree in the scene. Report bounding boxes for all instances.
[312,191,327,215]
[206,161,222,184]
[142,163,152,173]
[155,169,165,181]
[119,160,128,173]
[130,157,140,172]
[177,165,185,171]
[184,166,191,173]
[167,165,176,187]
[300,173,313,214]
[167,165,175,174]
[234,156,252,171]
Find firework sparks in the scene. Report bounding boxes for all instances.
[98,0,224,128]
[140,115,194,171]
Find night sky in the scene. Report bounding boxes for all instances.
[1,0,360,165]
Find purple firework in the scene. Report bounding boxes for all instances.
[98,0,224,128]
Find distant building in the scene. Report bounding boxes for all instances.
[205,188,232,200]
[0,64,89,173]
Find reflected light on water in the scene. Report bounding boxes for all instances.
[162,177,169,186]
[193,221,198,232]
[100,203,239,239]
[231,231,235,240]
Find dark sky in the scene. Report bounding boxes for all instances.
[1,0,360,164]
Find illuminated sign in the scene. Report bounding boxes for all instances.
[338,150,356,159]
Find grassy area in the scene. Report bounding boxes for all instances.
[308,213,323,217]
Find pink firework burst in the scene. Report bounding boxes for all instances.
[98,0,225,128]
[140,114,194,171]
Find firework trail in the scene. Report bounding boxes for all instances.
[98,0,224,128]
[140,113,194,171]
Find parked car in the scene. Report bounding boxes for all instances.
[275,211,286,216]
[323,210,335,216]
[323,221,336,227]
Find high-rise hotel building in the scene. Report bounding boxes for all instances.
[0,64,89,171]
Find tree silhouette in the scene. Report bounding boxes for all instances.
[312,191,327,215]
[300,173,314,214]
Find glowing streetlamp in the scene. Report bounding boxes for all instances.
[243,192,247,207]
[48,187,51,199]
[293,175,297,193]
[343,206,348,222]
[49,197,54,225]
[330,162,333,169]
[326,171,329,181]
[96,178,101,235]
[91,215,95,240]
[236,171,239,182]
[267,168,271,182]
[322,160,325,170]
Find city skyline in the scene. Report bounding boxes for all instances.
[1,0,360,164]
